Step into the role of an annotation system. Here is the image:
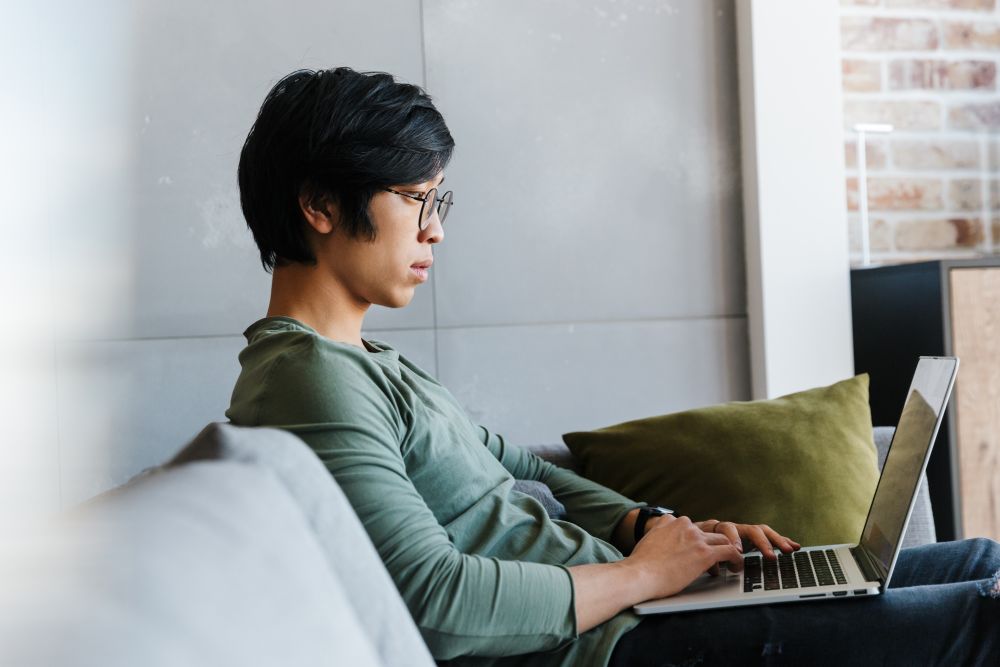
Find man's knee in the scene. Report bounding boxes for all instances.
[969,536,1000,560]
[970,537,1000,599]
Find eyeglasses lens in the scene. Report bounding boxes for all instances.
[419,188,437,230]
[419,188,454,229]
[438,190,453,224]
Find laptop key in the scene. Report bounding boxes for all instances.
[825,549,848,585]
[794,551,817,587]
[810,551,836,586]
[778,553,799,588]
[743,555,763,593]
[762,555,780,590]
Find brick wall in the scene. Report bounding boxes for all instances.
[841,0,1000,265]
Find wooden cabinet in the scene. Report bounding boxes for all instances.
[851,258,1000,542]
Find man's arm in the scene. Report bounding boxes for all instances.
[473,423,646,544]
[611,507,684,555]
[261,349,581,660]
[570,514,745,633]
[572,513,802,633]
[612,507,641,554]
[567,543,697,635]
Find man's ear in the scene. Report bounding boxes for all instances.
[298,187,336,235]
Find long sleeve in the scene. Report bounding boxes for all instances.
[474,422,646,544]
[253,343,580,660]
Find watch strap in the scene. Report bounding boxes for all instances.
[633,506,674,545]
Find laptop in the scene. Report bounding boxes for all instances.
[633,355,960,615]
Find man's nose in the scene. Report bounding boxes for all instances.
[422,209,444,243]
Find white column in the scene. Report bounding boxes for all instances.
[735,0,855,399]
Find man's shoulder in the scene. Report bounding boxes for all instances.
[260,333,395,399]
[231,325,401,422]
[245,325,381,374]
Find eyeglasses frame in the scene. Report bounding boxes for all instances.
[383,186,454,229]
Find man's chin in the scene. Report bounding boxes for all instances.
[379,290,415,309]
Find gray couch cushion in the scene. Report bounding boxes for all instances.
[169,422,435,667]
[0,461,382,667]
[513,479,567,518]
[524,442,583,474]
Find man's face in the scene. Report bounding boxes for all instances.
[313,172,446,310]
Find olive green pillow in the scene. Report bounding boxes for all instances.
[561,374,879,547]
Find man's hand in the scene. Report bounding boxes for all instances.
[623,514,744,601]
[571,516,802,633]
[692,519,801,576]
[623,514,804,601]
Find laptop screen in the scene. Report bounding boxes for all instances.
[859,357,958,582]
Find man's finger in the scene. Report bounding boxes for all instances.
[702,532,732,546]
[711,544,743,572]
[761,524,800,552]
[745,526,778,559]
[716,522,742,551]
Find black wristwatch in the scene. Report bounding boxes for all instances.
[634,506,674,545]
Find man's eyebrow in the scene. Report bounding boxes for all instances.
[401,175,445,189]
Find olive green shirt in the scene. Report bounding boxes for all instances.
[225,317,645,667]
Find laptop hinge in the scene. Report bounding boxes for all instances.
[850,545,882,584]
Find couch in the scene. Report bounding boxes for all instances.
[0,422,933,666]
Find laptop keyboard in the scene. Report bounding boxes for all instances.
[743,548,847,593]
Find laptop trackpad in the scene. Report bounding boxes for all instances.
[633,565,744,613]
[679,566,743,595]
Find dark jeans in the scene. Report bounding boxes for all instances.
[608,538,1000,667]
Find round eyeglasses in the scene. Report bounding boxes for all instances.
[383,186,454,230]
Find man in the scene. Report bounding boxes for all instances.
[227,66,1000,666]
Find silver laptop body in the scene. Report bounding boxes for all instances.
[634,356,959,615]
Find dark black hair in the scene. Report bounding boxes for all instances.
[237,67,455,272]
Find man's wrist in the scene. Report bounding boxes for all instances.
[644,514,669,534]
[613,508,642,553]
[633,506,674,545]
[615,555,654,603]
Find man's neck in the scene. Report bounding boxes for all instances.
[266,262,368,350]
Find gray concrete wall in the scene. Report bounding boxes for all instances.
[25,0,749,508]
